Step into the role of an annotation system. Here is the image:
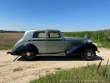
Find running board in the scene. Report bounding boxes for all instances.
[36,53,66,56]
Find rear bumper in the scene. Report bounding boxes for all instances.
[7,51,20,56]
[7,51,18,55]
[7,52,12,54]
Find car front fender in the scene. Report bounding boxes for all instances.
[66,43,99,56]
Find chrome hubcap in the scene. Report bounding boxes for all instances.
[26,52,31,56]
[87,52,92,57]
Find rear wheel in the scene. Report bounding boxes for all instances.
[22,51,37,61]
[82,49,96,61]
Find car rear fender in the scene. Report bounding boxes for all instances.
[11,43,38,55]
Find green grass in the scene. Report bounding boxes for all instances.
[101,42,110,48]
[0,45,13,50]
[30,64,110,83]
[95,42,110,48]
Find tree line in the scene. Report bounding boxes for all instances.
[0,30,24,33]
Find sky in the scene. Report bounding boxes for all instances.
[0,0,110,32]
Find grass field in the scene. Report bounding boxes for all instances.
[0,33,23,49]
[30,64,110,83]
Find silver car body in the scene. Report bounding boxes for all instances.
[12,30,91,54]
[7,29,99,61]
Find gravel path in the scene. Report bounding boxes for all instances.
[0,48,110,83]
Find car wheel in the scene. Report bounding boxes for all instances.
[22,51,37,61]
[82,49,96,61]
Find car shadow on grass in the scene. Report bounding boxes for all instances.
[16,55,103,61]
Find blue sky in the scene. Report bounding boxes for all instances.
[0,0,110,32]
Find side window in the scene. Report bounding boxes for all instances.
[33,31,46,38]
[49,32,61,38]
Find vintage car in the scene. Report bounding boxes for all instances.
[7,29,99,61]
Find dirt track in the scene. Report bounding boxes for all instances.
[0,48,110,83]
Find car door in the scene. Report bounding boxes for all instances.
[46,31,66,53]
[30,31,46,53]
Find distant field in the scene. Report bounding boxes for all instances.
[0,29,110,50]
[0,33,23,49]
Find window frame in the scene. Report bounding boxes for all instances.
[48,31,61,38]
[32,31,46,38]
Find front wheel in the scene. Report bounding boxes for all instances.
[22,51,37,61]
[81,49,96,61]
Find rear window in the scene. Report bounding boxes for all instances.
[33,31,46,38]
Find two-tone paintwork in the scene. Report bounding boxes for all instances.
[10,30,98,56]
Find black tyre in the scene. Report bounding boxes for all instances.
[22,51,37,61]
[82,49,96,61]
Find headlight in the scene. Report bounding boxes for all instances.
[87,39,92,43]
